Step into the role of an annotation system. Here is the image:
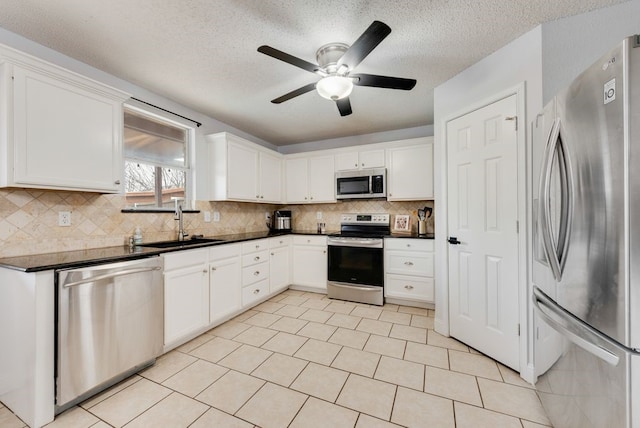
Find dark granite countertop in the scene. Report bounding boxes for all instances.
[0,229,339,273]
[387,233,435,239]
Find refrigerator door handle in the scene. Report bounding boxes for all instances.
[538,118,572,281]
[532,286,620,366]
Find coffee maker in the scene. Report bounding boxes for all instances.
[269,210,292,231]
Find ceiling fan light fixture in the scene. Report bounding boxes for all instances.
[316,76,353,101]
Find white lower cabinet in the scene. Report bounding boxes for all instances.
[209,244,241,324]
[241,239,270,307]
[269,236,291,293]
[163,249,210,346]
[384,238,435,303]
[292,235,327,291]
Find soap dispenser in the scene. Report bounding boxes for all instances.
[133,227,143,245]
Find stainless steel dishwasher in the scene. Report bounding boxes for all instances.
[56,256,163,412]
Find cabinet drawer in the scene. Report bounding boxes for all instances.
[163,248,208,271]
[242,262,269,286]
[270,236,291,249]
[242,250,269,266]
[386,251,434,277]
[385,238,434,252]
[385,274,434,302]
[293,235,327,246]
[242,239,269,253]
[209,243,241,260]
[242,279,269,306]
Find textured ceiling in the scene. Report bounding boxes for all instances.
[0,0,627,145]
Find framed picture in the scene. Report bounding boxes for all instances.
[393,214,411,233]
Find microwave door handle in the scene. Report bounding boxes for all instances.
[539,118,563,281]
[369,175,373,194]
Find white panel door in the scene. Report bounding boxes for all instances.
[447,94,519,370]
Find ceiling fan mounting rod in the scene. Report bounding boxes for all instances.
[316,43,350,74]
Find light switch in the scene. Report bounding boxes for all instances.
[204,211,211,222]
[213,211,220,222]
[316,211,323,220]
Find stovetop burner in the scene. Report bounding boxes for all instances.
[333,213,390,238]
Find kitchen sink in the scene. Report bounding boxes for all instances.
[139,238,224,248]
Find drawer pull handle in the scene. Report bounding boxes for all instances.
[254,271,260,276]
[404,285,414,290]
[211,267,216,271]
[271,252,275,256]
[254,256,260,261]
[202,269,208,274]
[253,289,260,294]
[256,245,260,249]
[404,261,414,266]
[406,244,411,247]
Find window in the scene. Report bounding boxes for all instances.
[123,107,192,210]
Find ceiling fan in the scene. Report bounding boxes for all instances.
[257,21,417,117]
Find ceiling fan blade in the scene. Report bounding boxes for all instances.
[258,45,320,74]
[337,21,391,70]
[271,82,317,104]
[351,73,417,90]
[336,97,352,116]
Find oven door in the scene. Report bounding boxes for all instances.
[327,238,384,305]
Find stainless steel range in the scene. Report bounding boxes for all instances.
[327,213,390,305]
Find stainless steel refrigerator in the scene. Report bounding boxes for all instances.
[532,35,640,427]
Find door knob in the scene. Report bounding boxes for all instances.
[448,237,462,245]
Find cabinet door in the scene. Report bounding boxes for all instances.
[293,246,327,290]
[308,156,335,203]
[387,143,434,200]
[359,149,385,169]
[164,264,209,345]
[270,245,290,293]
[285,157,309,203]
[335,151,359,171]
[12,66,122,192]
[227,141,258,201]
[210,256,242,324]
[259,151,282,202]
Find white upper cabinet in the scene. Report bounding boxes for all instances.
[207,132,283,203]
[258,150,282,202]
[285,155,335,203]
[335,148,385,171]
[387,139,434,201]
[0,45,129,192]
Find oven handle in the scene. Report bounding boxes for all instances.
[329,282,382,292]
[328,238,383,247]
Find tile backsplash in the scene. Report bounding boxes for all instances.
[0,188,434,258]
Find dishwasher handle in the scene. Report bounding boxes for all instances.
[62,266,161,288]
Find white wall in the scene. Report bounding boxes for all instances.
[432,25,543,381]
[278,124,433,154]
[541,0,640,103]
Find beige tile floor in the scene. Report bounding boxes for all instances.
[1,289,551,428]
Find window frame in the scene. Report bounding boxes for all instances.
[122,104,195,211]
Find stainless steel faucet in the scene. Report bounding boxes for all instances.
[173,198,189,241]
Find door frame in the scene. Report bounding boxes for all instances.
[435,82,533,382]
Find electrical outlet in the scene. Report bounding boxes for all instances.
[265,212,270,220]
[204,211,211,222]
[213,211,220,222]
[316,211,323,220]
[58,211,71,227]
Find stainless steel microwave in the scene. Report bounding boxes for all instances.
[335,168,386,199]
